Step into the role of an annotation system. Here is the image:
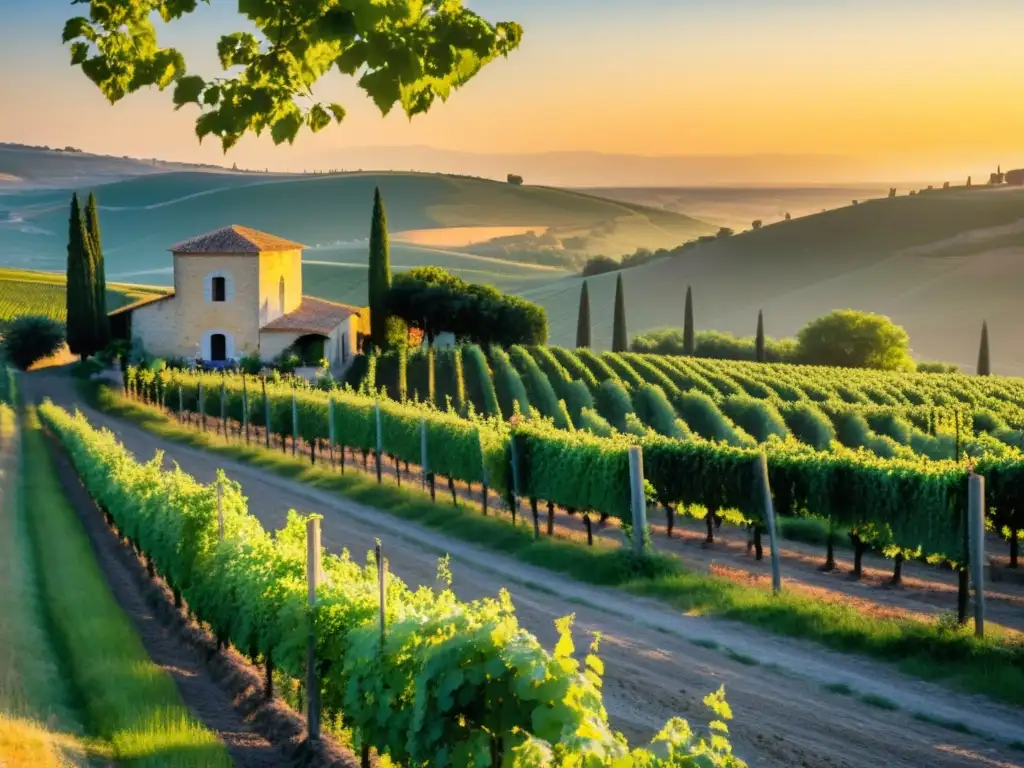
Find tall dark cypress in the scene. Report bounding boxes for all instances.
[367,187,392,350]
[612,274,628,352]
[977,321,991,376]
[755,310,766,363]
[66,193,91,356]
[575,280,591,348]
[683,285,695,355]
[85,192,109,348]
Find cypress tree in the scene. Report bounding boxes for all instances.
[683,285,695,355]
[85,192,109,349]
[977,321,991,376]
[575,280,591,348]
[367,186,392,350]
[755,310,766,363]
[65,193,93,357]
[612,274,628,352]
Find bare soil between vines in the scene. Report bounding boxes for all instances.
[37,401,361,768]
[34,371,1024,768]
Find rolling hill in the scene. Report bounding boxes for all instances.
[524,185,1024,374]
[0,168,713,304]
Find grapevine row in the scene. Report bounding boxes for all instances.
[39,400,742,767]
[125,367,979,565]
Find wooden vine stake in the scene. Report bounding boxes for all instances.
[306,517,322,742]
[419,417,429,491]
[216,475,225,542]
[968,473,986,638]
[262,376,271,449]
[757,454,783,595]
[510,433,523,527]
[198,382,206,431]
[328,397,335,465]
[627,446,647,557]
[178,385,183,423]
[374,400,383,484]
[242,375,250,444]
[291,388,299,457]
[219,382,227,438]
[375,540,386,649]
[479,431,489,516]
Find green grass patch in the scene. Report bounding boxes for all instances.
[0,405,97,767]
[822,682,853,696]
[89,384,1024,709]
[859,693,899,711]
[20,405,232,768]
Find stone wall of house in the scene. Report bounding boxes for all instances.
[133,252,264,360]
[257,249,303,327]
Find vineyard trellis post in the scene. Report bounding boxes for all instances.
[199,381,206,431]
[968,473,986,638]
[375,400,383,484]
[306,517,322,742]
[291,387,298,457]
[419,417,429,491]
[216,476,224,542]
[262,376,270,449]
[328,398,335,466]
[757,453,783,595]
[242,375,250,444]
[375,540,386,648]
[178,385,183,423]
[478,431,489,516]
[510,433,522,525]
[628,446,647,556]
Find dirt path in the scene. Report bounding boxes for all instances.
[32,373,1024,768]
[40,426,290,768]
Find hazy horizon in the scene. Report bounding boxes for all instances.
[2,1,1022,186]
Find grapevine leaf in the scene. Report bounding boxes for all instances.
[307,104,331,133]
[69,42,90,66]
[172,75,206,108]
[62,17,94,43]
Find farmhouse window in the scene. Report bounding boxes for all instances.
[212,276,226,302]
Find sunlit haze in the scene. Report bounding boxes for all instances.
[2,0,1023,184]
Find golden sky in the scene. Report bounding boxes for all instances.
[1,1,1022,181]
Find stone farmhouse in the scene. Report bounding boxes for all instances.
[109,225,369,371]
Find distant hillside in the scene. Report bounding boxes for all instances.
[0,169,712,304]
[0,143,252,188]
[525,186,1024,375]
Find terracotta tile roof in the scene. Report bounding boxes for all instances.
[169,225,306,254]
[260,296,366,335]
[107,292,176,317]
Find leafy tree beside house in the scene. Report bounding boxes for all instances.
[388,267,547,348]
